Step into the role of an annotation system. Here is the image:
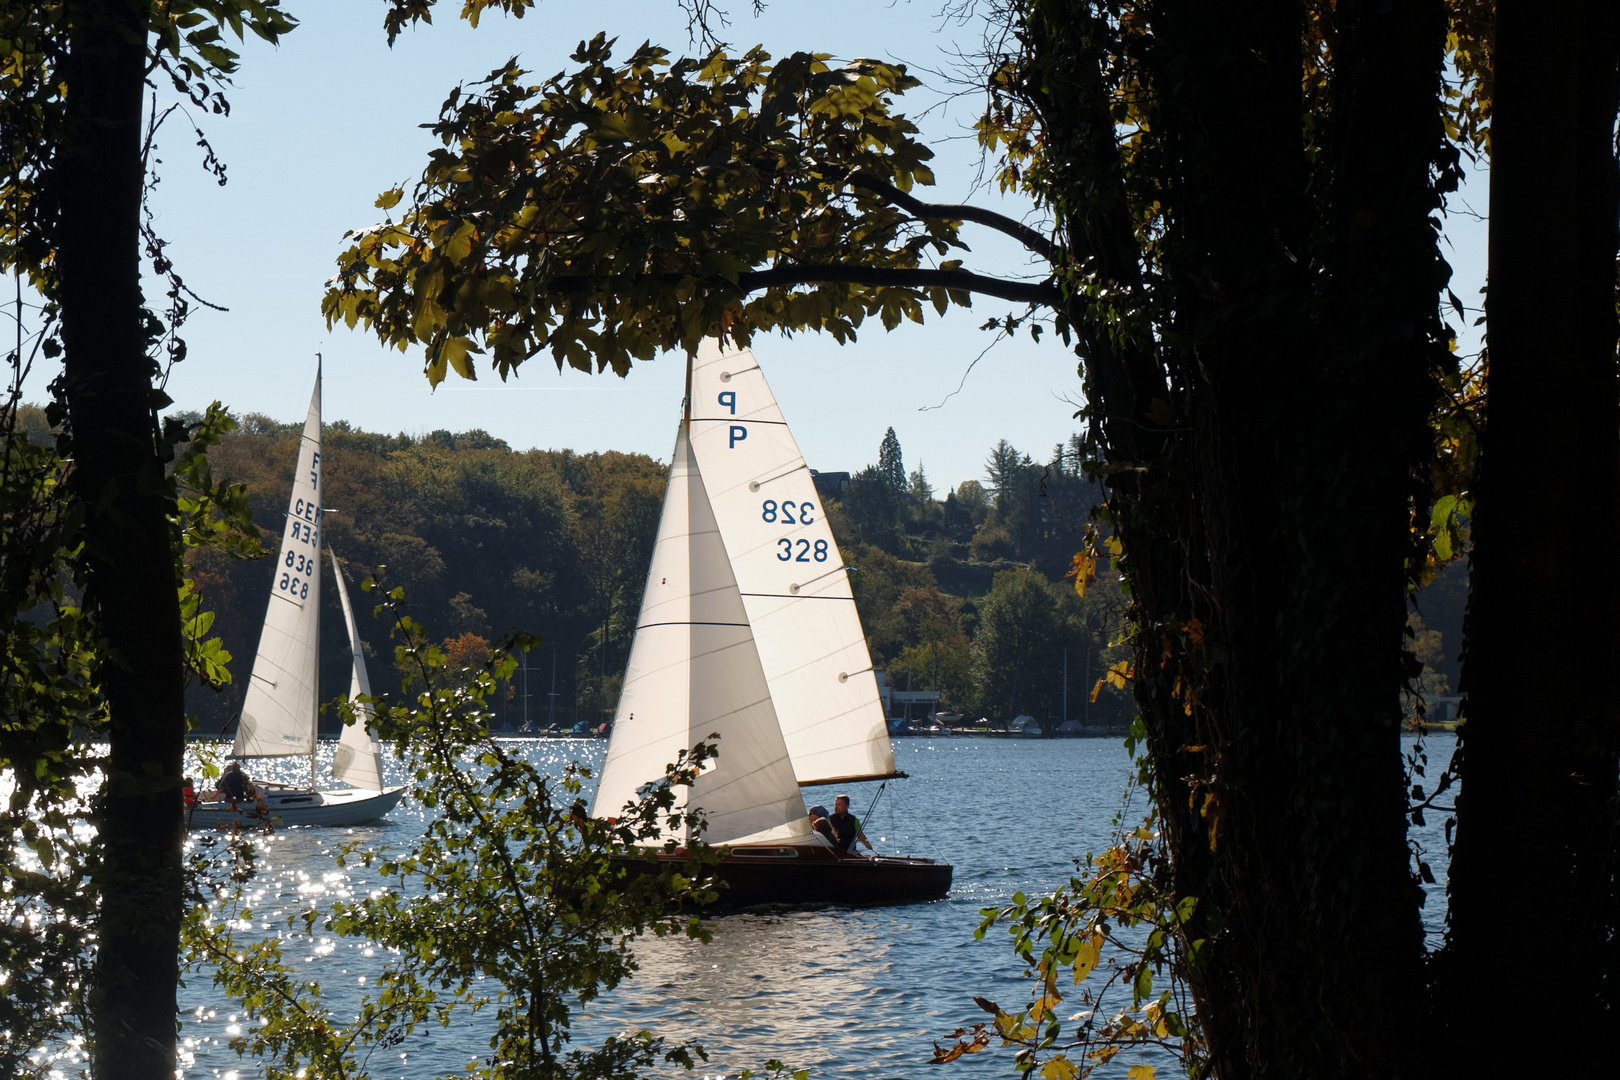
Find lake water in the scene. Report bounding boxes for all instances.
[176,733,1456,1080]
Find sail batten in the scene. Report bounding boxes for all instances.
[687,339,898,787]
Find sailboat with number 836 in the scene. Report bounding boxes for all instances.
[188,364,404,828]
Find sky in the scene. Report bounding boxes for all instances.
[18,2,1489,493]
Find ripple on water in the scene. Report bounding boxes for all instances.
[176,733,1456,1078]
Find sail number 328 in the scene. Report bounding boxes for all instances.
[778,538,829,562]
[763,500,828,562]
[761,500,814,525]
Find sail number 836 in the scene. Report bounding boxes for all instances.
[279,550,316,600]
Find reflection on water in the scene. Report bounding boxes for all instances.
[165,733,1456,1079]
[602,910,895,1066]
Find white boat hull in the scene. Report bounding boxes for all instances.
[188,786,405,828]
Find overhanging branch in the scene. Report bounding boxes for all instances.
[735,264,1059,306]
[846,172,1065,265]
[537,264,1059,307]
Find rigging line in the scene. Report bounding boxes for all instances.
[862,781,887,843]
[717,365,760,382]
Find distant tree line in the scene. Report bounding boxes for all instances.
[155,409,1136,733]
[179,411,664,734]
[163,412,1463,736]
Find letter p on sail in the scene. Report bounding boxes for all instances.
[718,390,737,414]
[729,425,747,448]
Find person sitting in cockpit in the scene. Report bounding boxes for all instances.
[807,804,836,843]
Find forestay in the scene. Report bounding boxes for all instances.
[236,368,324,759]
[330,550,387,791]
[591,426,809,846]
[686,338,897,787]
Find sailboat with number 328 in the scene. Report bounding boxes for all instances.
[189,365,405,828]
[591,338,951,905]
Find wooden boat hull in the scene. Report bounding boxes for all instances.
[188,786,405,829]
[614,843,952,908]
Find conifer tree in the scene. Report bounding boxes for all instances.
[877,426,906,492]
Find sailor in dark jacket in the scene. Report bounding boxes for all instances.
[826,794,872,853]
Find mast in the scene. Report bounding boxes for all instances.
[683,344,694,428]
[311,563,319,791]
[311,353,322,791]
[547,649,557,729]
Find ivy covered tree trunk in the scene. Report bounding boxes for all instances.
[1445,0,1620,1063]
[57,4,187,1078]
[1024,2,1447,1074]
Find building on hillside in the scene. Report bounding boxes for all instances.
[810,469,851,502]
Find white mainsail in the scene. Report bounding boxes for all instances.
[236,368,324,760]
[686,338,897,787]
[329,550,387,791]
[591,426,810,846]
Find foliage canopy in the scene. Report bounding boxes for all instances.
[324,35,1055,385]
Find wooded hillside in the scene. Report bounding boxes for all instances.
[172,411,1145,733]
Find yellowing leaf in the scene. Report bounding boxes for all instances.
[1041,1055,1080,1080]
[1126,1066,1157,1080]
[1100,660,1134,694]
[374,186,404,211]
[441,336,479,381]
[1068,550,1097,597]
[1072,938,1101,984]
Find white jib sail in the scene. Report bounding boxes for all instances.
[686,337,897,787]
[235,368,324,759]
[329,550,387,791]
[591,425,809,847]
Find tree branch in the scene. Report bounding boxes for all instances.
[537,264,1059,307]
[735,264,1059,307]
[846,172,1066,265]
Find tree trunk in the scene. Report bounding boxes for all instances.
[57,4,187,1078]
[1446,0,1620,1064]
[1026,2,1447,1074]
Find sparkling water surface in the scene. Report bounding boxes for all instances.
[178,733,1456,1080]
